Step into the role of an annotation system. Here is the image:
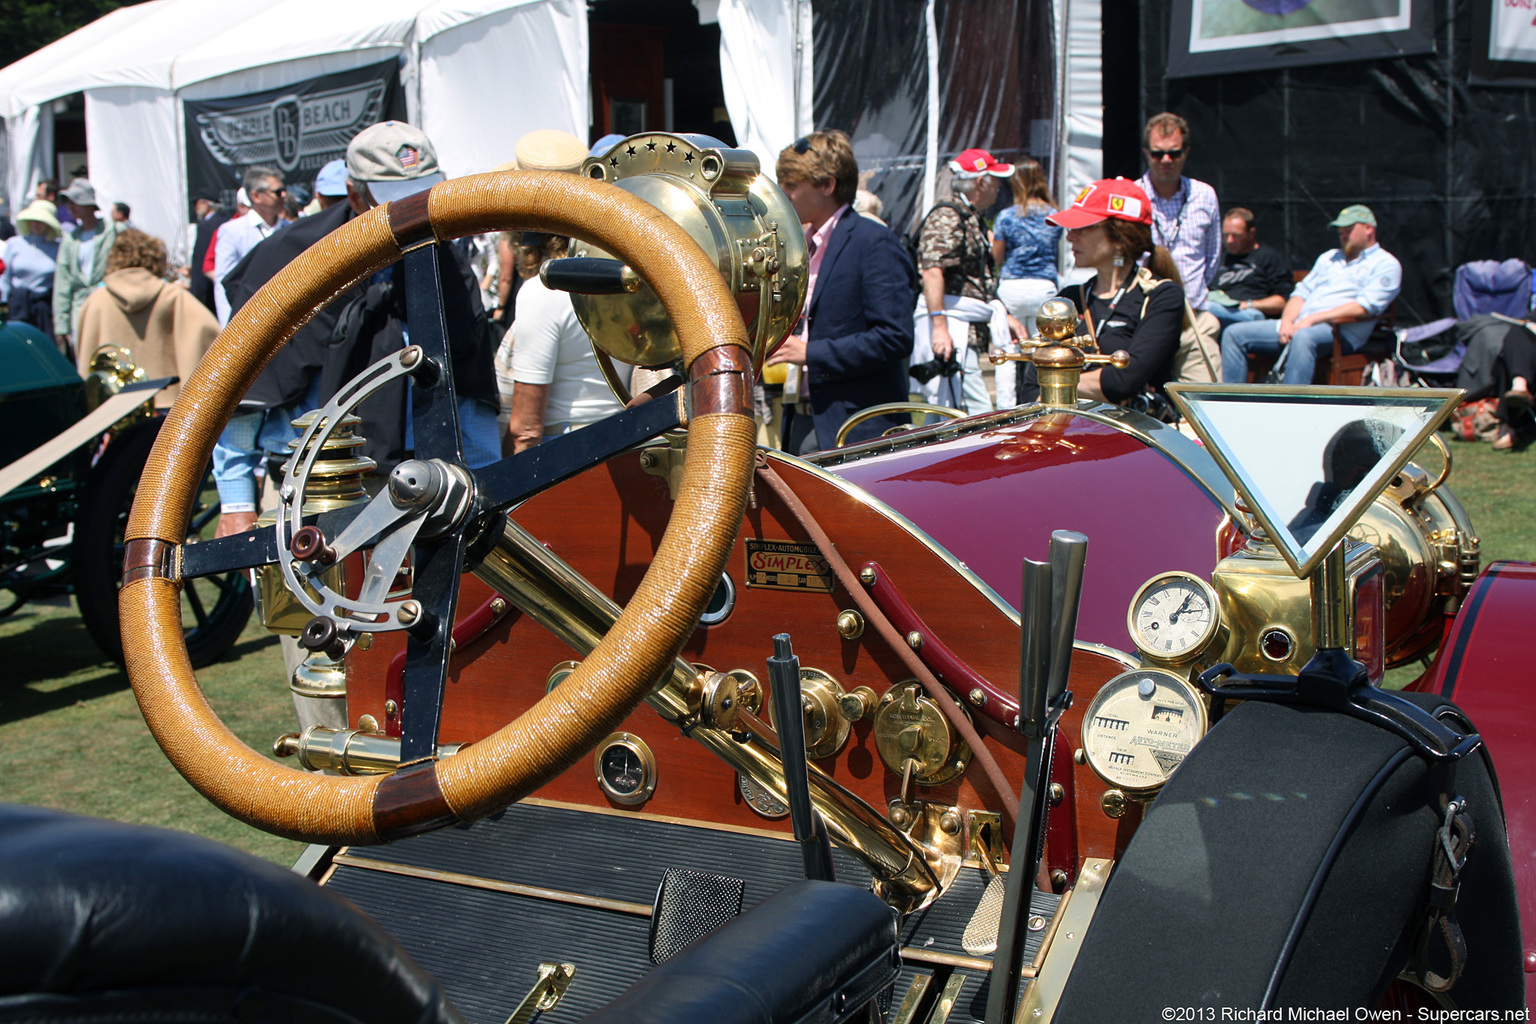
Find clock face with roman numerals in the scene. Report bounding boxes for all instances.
[1128,572,1221,664]
[1080,669,1209,797]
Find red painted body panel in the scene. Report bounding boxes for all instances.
[1427,561,1536,1000]
[828,413,1231,651]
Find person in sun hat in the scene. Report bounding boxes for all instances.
[910,146,1023,416]
[1220,203,1401,386]
[1,198,62,336]
[504,128,623,454]
[1017,177,1189,407]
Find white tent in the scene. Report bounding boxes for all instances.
[0,0,1099,265]
[0,0,588,250]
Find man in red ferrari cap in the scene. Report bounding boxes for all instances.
[1017,177,1188,408]
[910,147,1023,414]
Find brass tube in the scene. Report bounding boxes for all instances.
[1310,543,1350,650]
[472,518,941,913]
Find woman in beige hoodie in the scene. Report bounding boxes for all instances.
[75,228,219,409]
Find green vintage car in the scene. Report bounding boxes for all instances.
[0,319,250,666]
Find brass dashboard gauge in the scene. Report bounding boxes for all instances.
[737,772,790,819]
[594,733,657,806]
[1128,571,1221,663]
[1080,669,1208,797]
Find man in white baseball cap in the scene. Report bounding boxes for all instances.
[344,120,445,209]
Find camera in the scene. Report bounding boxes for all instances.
[909,355,960,384]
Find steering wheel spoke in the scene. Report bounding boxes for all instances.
[121,171,756,844]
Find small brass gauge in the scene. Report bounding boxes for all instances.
[1128,571,1222,663]
[737,772,789,819]
[1080,668,1208,797]
[595,733,657,806]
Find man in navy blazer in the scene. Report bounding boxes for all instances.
[766,130,917,451]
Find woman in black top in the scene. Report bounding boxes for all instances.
[1019,178,1186,404]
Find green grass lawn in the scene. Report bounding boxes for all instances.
[0,431,1529,866]
[0,604,305,865]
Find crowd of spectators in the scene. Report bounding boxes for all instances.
[5,107,1530,474]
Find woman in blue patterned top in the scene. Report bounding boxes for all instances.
[991,158,1061,406]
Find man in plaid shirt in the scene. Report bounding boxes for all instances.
[1134,112,1221,312]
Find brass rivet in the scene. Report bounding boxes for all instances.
[859,567,877,586]
[906,631,923,650]
[639,450,658,469]
[490,597,507,615]
[396,600,420,626]
[889,805,913,829]
[384,699,399,716]
[939,810,962,834]
[1073,747,1086,765]
[968,688,986,706]
[1101,789,1128,819]
[1027,915,1046,931]
[836,609,865,640]
[357,714,379,732]
[1048,782,1065,805]
[1051,869,1069,890]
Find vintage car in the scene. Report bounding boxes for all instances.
[6,135,1528,1023]
[0,322,250,666]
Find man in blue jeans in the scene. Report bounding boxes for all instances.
[1220,205,1400,385]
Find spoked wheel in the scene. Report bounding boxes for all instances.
[74,417,252,668]
[120,173,757,845]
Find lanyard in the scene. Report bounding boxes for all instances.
[1082,273,1134,350]
[1151,181,1189,250]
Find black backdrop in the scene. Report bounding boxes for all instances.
[1114,0,1536,325]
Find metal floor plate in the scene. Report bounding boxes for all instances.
[323,800,1060,1024]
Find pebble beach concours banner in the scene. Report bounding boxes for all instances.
[184,59,404,206]
[1166,0,1434,78]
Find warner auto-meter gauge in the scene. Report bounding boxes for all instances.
[1128,571,1223,665]
[595,733,657,806]
[1080,668,1209,798]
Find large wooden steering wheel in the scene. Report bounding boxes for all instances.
[120,172,756,844]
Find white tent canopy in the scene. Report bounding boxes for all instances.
[0,0,587,251]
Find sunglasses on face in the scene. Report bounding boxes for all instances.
[1147,148,1185,161]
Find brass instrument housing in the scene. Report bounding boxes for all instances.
[574,132,808,374]
[1350,453,1479,667]
[767,666,854,760]
[1212,533,1382,677]
[872,680,973,786]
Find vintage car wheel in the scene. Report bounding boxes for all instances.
[119,172,756,845]
[74,417,252,668]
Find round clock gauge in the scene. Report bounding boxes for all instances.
[1128,571,1222,663]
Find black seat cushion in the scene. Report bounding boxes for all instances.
[0,804,463,1024]
[580,879,899,1024]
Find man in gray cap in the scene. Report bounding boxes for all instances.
[212,120,498,538]
[1220,203,1401,385]
[52,177,123,358]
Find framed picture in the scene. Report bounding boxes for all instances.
[1472,1,1536,86]
[1167,0,1433,78]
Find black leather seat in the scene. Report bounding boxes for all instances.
[0,804,463,1023]
[0,805,900,1024]
[579,879,899,1024]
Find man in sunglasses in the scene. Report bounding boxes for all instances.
[212,165,286,325]
[1134,112,1221,314]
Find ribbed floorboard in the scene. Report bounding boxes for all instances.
[325,801,1061,1024]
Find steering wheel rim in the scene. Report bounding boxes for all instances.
[120,172,757,844]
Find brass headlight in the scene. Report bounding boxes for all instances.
[570,132,808,374]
